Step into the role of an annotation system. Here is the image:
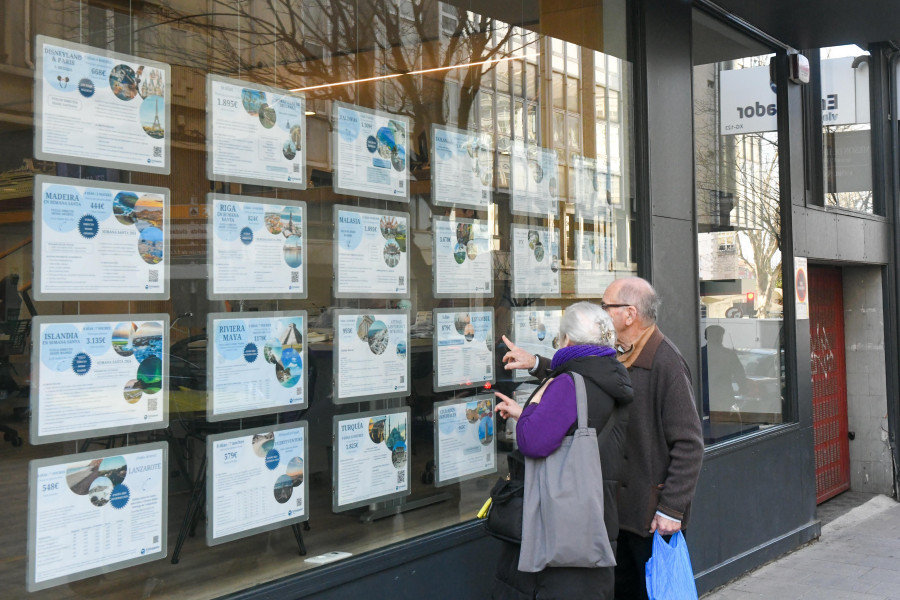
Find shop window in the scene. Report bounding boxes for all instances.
[693,8,789,446]
[0,0,637,597]
[820,45,873,213]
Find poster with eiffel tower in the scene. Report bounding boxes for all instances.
[35,35,171,174]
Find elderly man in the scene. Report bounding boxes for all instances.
[501,277,703,600]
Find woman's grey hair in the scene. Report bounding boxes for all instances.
[559,302,617,347]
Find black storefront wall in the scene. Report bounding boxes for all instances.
[224,0,899,597]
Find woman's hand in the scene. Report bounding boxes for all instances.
[500,335,537,371]
[494,391,522,420]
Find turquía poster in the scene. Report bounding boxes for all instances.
[510,140,559,217]
[333,408,411,511]
[433,395,496,486]
[432,216,493,298]
[208,312,307,421]
[207,75,307,189]
[207,423,309,545]
[333,102,409,202]
[34,175,169,300]
[31,315,168,445]
[35,35,170,174]
[575,229,616,297]
[27,442,168,591]
[510,308,563,381]
[510,225,561,297]
[209,195,307,299]
[433,309,495,392]
[431,124,492,209]
[334,310,409,403]
[334,205,409,298]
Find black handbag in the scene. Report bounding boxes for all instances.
[483,450,526,543]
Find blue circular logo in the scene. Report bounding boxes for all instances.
[244,343,258,363]
[78,214,99,239]
[110,484,130,509]
[366,135,378,153]
[78,78,95,98]
[240,227,254,245]
[265,449,281,470]
[72,352,92,375]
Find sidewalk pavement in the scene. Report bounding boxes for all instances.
[702,495,900,600]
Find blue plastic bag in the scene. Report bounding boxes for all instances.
[645,531,699,600]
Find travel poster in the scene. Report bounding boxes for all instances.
[34,175,169,300]
[432,216,493,298]
[433,308,495,392]
[31,314,168,445]
[575,229,615,297]
[207,423,309,546]
[334,310,410,403]
[208,195,307,299]
[207,75,307,189]
[573,155,609,221]
[509,140,559,217]
[35,36,170,174]
[334,205,409,298]
[431,124,492,209]
[510,307,563,381]
[208,312,307,421]
[333,408,411,511]
[510,225,560,297]
[27,442,167,591]
[433,395,496,486]
[333,101,409,202]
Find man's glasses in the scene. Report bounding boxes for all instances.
[600,302,631,311]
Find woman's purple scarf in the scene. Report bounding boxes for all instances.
[550,344,616,371]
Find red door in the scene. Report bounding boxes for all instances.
[809,266,850,504]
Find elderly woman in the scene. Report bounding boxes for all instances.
[491,301,633,600]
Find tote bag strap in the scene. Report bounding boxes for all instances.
[568,372,618,443]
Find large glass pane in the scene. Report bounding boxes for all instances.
[0,0,636,597]
[820,45,873,213]
[693,9,788,445]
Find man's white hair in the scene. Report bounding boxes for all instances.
[559,301,617,347]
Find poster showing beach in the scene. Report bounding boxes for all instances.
[433,216,493,298]
[510,224,561,298]
[208,311,307,420]
[332,101,409,202]
[434,395,496,486]
[333,408,411,511]
[34,175,169,300]
[31,315,168,444]
[431,124,492,209]
[334,205,409,298]
[35,36,170,174]
[209,194,306,299]
[433,309,495,392]
[207,75,306,189]
[510,307,563,381]
[334,310,409,403]
[575,229,616,297]
[509,140,560,218]
[207,423,308,545]
[27,442,167,591]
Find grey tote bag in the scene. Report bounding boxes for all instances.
[518,372,617,572]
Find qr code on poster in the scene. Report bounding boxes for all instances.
[399,376,405,384]
[148,399,158,411]
[398,276,405,286]
[296,497,302,508]
[397,470,405,485]
[153,536,159,544]
[291,271,299,283]
[149,270,159,282]
[293,163,301,173]
[153,146,162,158]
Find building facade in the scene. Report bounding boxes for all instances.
[0,0,898,597]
